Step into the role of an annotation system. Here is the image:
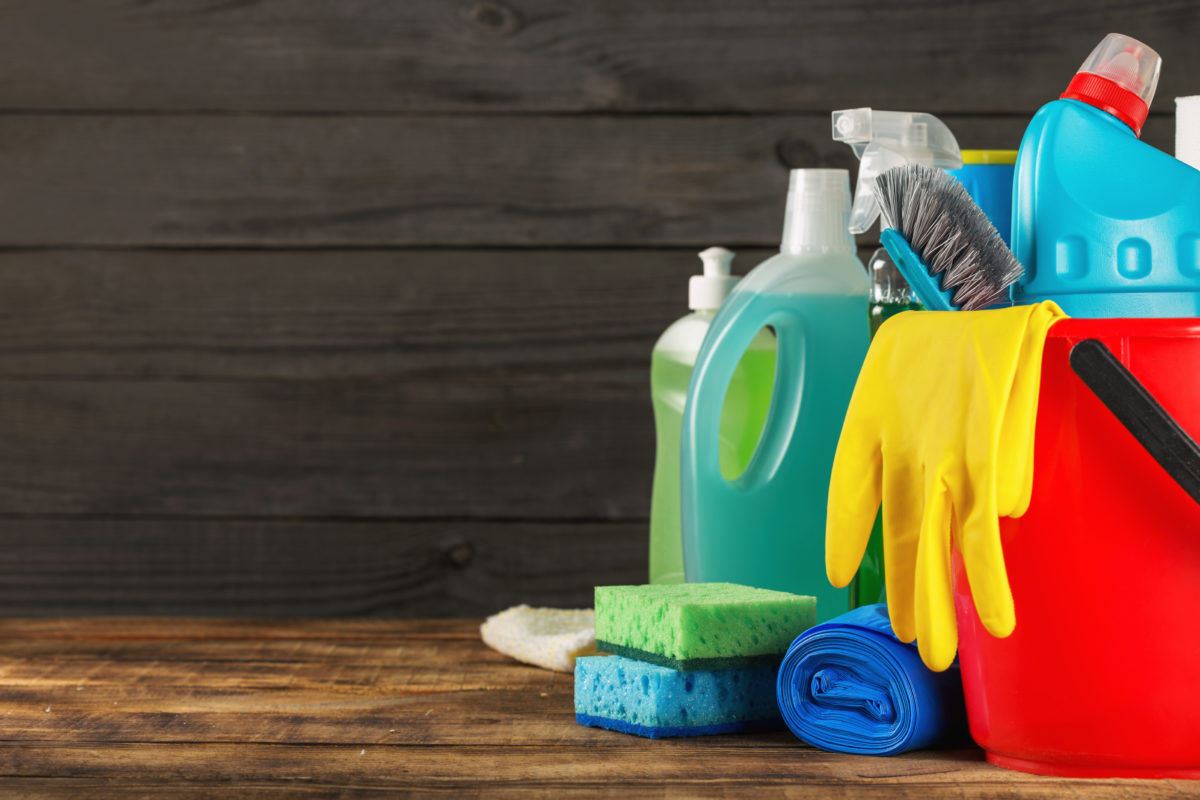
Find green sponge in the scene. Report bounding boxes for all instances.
[594,583,816,671]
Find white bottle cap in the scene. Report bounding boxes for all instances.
[780,169,855,255]
[689,247,740,310]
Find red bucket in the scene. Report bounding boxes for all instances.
[953,317,1200,779]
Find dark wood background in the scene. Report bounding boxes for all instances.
[0,1,1193,616]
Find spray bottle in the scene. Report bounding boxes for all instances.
[831,110,963,608]
[648,248,775,584]
[834,108,971,324]
[1011,33,1200,317]
[680,169,869,622]
[832,107,963,235]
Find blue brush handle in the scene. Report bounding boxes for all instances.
[880,228,955,312]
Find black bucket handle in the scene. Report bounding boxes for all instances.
[1068,338,1200,506]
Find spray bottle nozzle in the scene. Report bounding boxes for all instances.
[833,108,873,150]
[832,108,962,234]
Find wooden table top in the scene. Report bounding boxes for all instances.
[0,618,1195,798]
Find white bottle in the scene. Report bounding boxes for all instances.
[648,248,776,584]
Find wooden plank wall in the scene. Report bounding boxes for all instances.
[0,1,1193,615]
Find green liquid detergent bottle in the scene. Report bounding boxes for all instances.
[680,169,870,622]
[648,247,776,584]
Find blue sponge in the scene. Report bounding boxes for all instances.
[574,655,781,738]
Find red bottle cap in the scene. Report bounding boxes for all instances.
[1059,34,1161,137]
[1062,73,1149,135]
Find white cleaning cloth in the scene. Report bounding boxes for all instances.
[480,605,596,672]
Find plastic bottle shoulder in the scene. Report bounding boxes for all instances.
[653,311,713,356]
[1038,99,1200,218]
[735,250,869,298]
[654,310,775,357]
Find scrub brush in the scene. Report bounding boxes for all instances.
[874,163,1024,311]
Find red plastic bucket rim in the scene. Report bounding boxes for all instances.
[1047,316,1200,340]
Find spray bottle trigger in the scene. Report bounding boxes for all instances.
[848,145,908,234]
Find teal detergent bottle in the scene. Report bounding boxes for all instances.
[648,248,776,585]
[680,169,870,622]
[1012,33,1200,317]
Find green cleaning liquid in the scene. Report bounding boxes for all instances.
[649,323,776,584]
[869,299,922,337]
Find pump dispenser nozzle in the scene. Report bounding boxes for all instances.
[689,247,739,310]
[832,108,963,234]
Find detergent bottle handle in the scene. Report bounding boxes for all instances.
[688,300,806,489]
[1069,339,1200,506]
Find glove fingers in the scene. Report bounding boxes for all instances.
[825,424,883,589]
[957,305,1062,637]
[879,454,923,644]
[914,478,958,672]
[958,498,1016,639]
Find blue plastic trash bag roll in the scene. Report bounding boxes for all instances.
[776,604,967,755]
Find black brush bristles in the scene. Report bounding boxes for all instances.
[874,164,1024,311]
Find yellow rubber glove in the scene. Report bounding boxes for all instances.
[826,301,1066,671]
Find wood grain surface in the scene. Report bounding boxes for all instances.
[2,3,1195,615]
[0,617,1194,797]
[0,521,643,617]
[3,1,1199,113]
[0,249,788,521]
[0,249,746,380]
[0,114,1175,247]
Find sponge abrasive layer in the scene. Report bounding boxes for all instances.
[594,583,816,668]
